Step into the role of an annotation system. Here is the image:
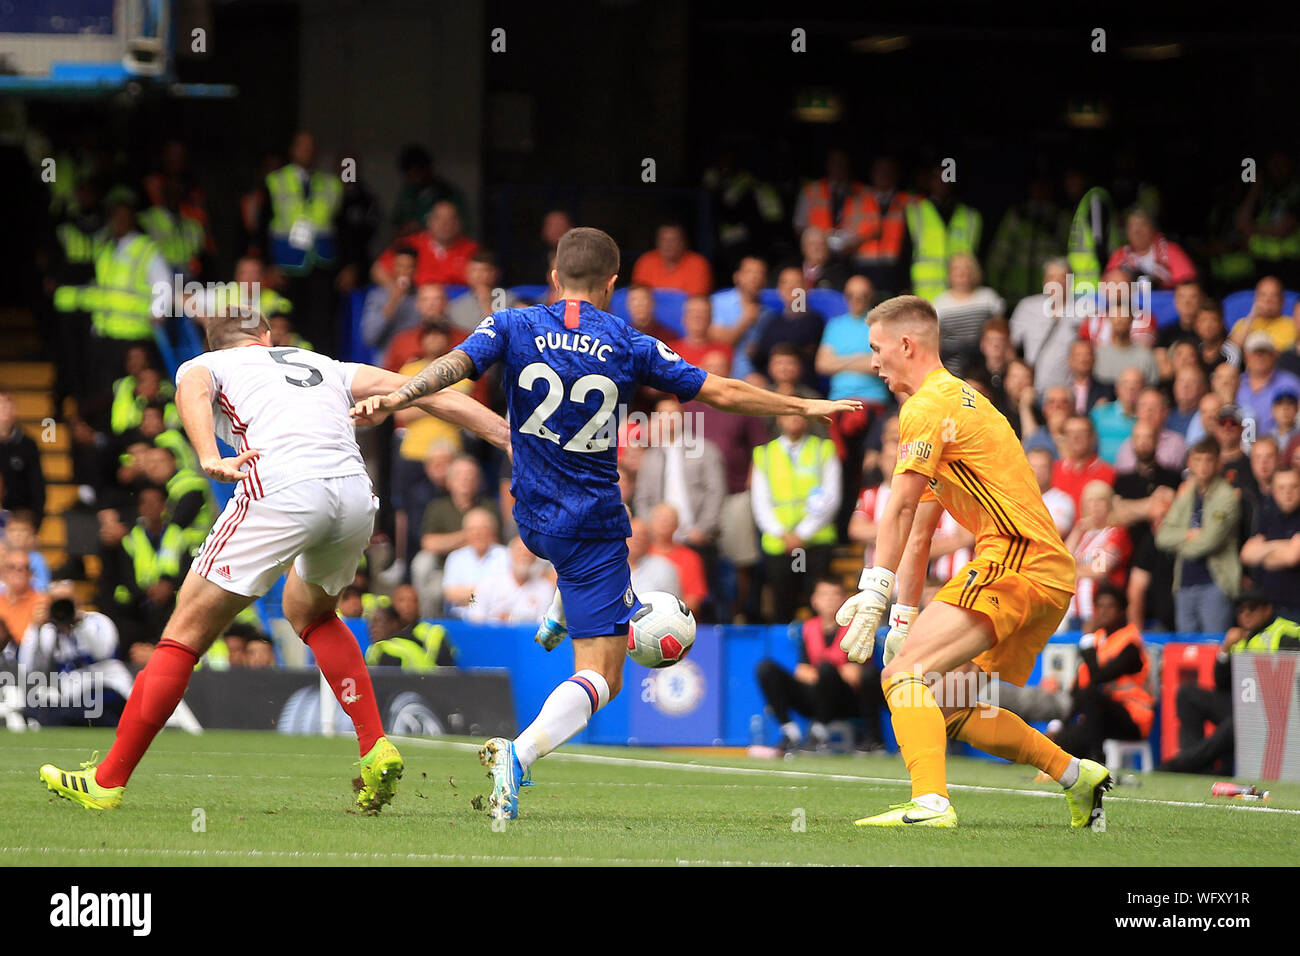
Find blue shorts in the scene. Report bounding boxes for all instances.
[518,527,642,640]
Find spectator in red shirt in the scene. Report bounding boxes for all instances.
[647,501,709,617]
[1104,208,1197,289]
[372,200,479,287]
[669,295,732,369]
[631,222,713,296]
[1053,414,1117,512]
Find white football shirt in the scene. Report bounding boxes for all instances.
[176,345,367,500]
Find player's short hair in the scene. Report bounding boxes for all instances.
[868,295,939,335]
[555,227,621,292]
[204,304,270,350]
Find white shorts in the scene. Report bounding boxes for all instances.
[193,473,378,598]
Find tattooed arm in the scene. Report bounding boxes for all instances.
[349,357,509,452]
[349,348,480,424]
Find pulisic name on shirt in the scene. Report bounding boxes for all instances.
[531,330,615,362]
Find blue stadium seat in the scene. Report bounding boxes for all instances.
[609,287,688,336]
[1148,290,1178,328]
[757,288,783,315]
[807,288,847,318]
[509,284,550,303]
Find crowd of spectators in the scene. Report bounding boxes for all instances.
[11,129,1300,709]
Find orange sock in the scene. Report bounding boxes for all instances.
[884,672,949,800]
[945,704,1072,781]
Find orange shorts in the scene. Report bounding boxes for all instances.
[932,557,1073,686]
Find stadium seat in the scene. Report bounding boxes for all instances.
[608,287,688,336]
[806,288,847,318]
[1103,738,1154,773]
[509,284,550,303]
[1148,290,1178,328]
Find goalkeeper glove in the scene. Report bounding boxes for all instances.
[837,567,895,663]
[882,603,918,666]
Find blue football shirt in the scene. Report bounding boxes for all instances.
[457,298,708,539]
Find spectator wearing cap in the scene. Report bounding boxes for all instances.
[1090,366,1144,464]
[1241,466,1300,622]
[1271,389,1300,451]
[1113,387,1187,472]
[1157,438,1241,632]
[1160,589,1300,774]
[1212,403,1258,499]
[1237,331,1300,436]
[631,222,713,296]
[1052,414,1116,513]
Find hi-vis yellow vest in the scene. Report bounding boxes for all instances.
[906,200,981,301]
[138,206,205,271]
[266,165,342,273]
[113,523,184,605]
[53,236,160,341]
[1068,187,1119,294]
[753,436,838,555]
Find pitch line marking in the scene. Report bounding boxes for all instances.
[0,846,860,868]
[392,737,1300,817]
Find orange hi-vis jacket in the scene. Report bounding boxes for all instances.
[849,191,915,261]
[801,179,867,231]
[1075,623,1153,737]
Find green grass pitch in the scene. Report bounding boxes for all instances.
[3,729,1298,866]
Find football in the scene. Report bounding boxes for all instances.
[626,591,697,668]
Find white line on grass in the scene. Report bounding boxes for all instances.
[392,737,1300,818]
[0,846,858,868]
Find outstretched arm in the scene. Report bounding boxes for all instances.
[693,371,861,419]
[175,367,260,481]
[349,360,510,453]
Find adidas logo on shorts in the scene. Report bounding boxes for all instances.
[214,565,232,580]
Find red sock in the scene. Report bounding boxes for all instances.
[302,614,384,754]
[96,638,199,789]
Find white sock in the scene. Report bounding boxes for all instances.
[809,721,830,742]
[1057,757,1081,789]
[514,669,609,769]
[780,721,802,744]
[914,793,951,813]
